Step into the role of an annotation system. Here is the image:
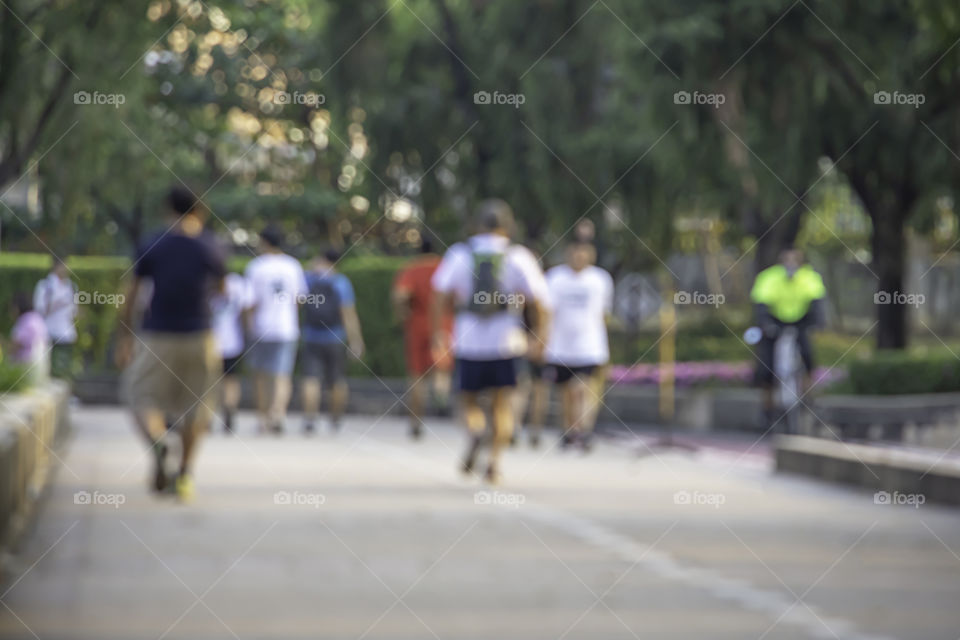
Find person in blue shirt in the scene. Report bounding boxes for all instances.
[299,248,365,433]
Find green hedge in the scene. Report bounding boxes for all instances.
[0,253,128,372]
[0,361,29,393]
[0,252,408,378]
[848,352,960,395]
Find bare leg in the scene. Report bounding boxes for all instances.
[408,375,427,437]
[560,383,575,443]
[460,392,485,474]
[269,374,292,430]
[528,379,549,446]
[132,408,167,446]
[180,412,209,475]
[488,387,515,481]
[254,372,270,432]
[330,381,348,428]
[221,375,241,431]
[301,376,321,427]
[433,370,452,413]
[512,371,531,442]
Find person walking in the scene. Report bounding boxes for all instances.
[33,254,77,380]
[299,248,364,433]
[431,199,549,483]
[115,187,225,501]
[9,292,50,386]
[392,237,453,439]
[543,240,614,451]
[244,226,307,435]
[211,269,251,432]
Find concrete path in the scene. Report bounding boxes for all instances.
[2,407,959,640]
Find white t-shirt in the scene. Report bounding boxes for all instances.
[211,273,252,358]
[244,253,307,342]
[431,233,548,361]
[33,274,78,343]
[544,264,613,366]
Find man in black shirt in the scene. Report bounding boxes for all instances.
[116,186,226,501]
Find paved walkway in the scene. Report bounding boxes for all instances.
[2,407,960,640]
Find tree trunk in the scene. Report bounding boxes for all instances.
[871,209,907,349]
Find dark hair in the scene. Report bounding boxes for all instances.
[168,186,199,216]
[323,247,341,264]
[260,225,284,249]
[13,291,33,314]
[419,236,434,254]
[474,199,514,233]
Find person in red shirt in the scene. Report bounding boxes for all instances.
[392,237,454,439]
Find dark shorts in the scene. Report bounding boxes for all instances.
[457,358,517,392]
[544,363,598,385]
[754,321,814,385]
[223,355,243,375]
[301,341,347,385]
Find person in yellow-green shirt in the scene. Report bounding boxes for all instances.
[750,246,826,428]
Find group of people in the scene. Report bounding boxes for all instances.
[113,187,370,499]
[105,188,616,498]
[7,186,827,499]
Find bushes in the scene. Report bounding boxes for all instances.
[339,255,406,378]
[0,252,409,379]
[0,253,128,372]
[847,351,960,395]
[0,361,29,393]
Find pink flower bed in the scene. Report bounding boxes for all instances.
[608,362,846,387]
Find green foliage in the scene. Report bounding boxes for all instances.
[0,361,29,393]
[338,255,407,378]
[0,252,409,378]
[848,352,960,395]
[0,253,127,371]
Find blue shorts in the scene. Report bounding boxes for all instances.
[247,340,298,375]
[457,358,517,392]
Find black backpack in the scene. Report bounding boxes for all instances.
[304,275,342,329]
[467,245,508,316]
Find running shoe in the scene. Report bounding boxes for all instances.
[174,474,195,503]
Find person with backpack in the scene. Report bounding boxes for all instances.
[430,199,550,483]
[299,248,365,433]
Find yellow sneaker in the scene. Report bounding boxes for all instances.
[175,474,195,503]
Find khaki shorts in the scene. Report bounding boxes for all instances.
[125,331,220,426]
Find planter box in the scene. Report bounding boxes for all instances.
[0,381,71,558]
[775,435,960,507]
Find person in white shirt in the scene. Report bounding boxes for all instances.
[244,227,307,434]
[431,200,550,482]
[543,240,614,451]
[33,255,77,379]
[211,271,252,432]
